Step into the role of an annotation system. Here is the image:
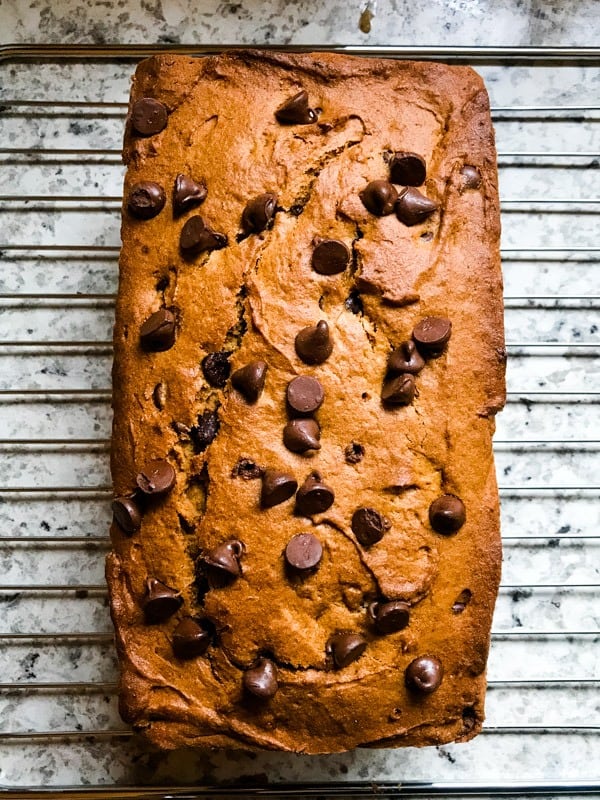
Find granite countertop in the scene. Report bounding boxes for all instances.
[1,0,598,46]
[0,0,599,792]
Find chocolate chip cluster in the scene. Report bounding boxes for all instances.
[116,87,479,704]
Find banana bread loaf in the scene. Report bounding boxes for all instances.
[107,49,505,753]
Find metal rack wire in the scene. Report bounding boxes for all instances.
[0,44,599,797]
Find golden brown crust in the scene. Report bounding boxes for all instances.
[108,50,504,753]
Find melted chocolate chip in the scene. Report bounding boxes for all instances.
[143,578,182,623]
[180,215,227,255]
[284,532,323,572]
[131,98,168,136]
[172,617,212,659]
[275,90,317,125]
[201,351,231,389]
[452,588,472,614]
[395,188,438,226]
[360,180,398,216]
[388,341,425,375]
[405,655,444,694]
[412,316,452,357]
[311,239,351,275]
[173,174,207,216]
[295,472,334,515]
[351,507,391,547]
[295,320,333,365]
[241,193,277,234]
[202,539,244,577]
[261,469,298,509]
[243,657,278,698]
[328,633,367,669]
[191,409,220,452]
[127,182,166,220]
[136,459,176,497]
[429,494,466,535]
[287,376,324,416]
[231,458,263,480]
[369,600,410,634]
[283,418,321,453]
[389,151,427,186]
[140,308,176,352]
[345,290,364,315]
[381,373,416,405]
[344,442,365,464]
[231,360,268,403]
[461,165,482,190]
[111,496,142,534]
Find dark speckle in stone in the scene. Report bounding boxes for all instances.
[437,747,457,764]
[40,520,50,531]
[68,121,94,136]
[547,538,560,548]
[503,465,512,475]
[558,525,571,533]
[19,652,39,679]
[511,588,533,602]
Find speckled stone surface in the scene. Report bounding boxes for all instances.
[0,0,599,791]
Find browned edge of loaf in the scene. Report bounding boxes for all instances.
[107,48,505,754]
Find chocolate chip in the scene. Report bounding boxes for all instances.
[405,655,444,694]
[295,320,333,365]
[381,373,416,405]
[173,174,207,216]
[111,496,142,534]
[369,600,410,634]
[136,459,176,497]
[201,351,231,389]
[359,180,398,216]
[127,182,166,220]
[152,381,167,410]
[191,409,220,452]
[283,419,321,453]
[327,633,367,669]
[287,376,324,416]
[131,97,168,136]
[241,193,277,234]
[344,441,365,464]
[389,152,427,186]
[295,472,334,516]
[231,458,263,480]
[275,90,317,125]
[429,494,466,535]
[231,360,268,403]
[351,507,391,547]
[202,539,244,577]
[452,588,472,614]
[172,617,212,659]
[311,239,351,275]
[261,469,298,509]
[140,308,176,352]
[461,165,482,190]
[388,341,425,375]
[243,657,278,699]
[284,532,323,572]
[395,188,438,226]
[180,215,227,255]
[412,316,452,357]
[143,578,182,623]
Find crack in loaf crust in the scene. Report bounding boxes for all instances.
[108,50,505,753]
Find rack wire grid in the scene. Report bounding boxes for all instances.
[0,44,598,799]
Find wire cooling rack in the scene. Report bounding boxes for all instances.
[0,44,598,798]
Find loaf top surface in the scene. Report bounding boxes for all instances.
[108,49,505,753]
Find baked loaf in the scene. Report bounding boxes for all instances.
[107,49,505,753]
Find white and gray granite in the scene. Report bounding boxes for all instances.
[0,2,599,792]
